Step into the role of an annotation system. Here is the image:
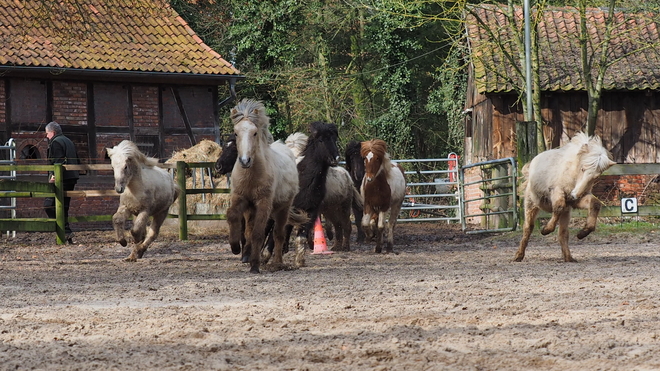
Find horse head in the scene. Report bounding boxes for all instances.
[107,140,140,194]
[304,121,339,167]
[360,139,389,183]
[231,99,271,169]
[570,134,617,200]
[215,134,238,175]
[345,140,365,189]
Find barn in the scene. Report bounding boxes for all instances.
[463,4,660,214]
[0,0,242,221]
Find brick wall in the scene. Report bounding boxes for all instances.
[0,80,5,126]
[52,81,88,125]
[132,86,159,129]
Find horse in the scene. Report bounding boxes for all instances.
[227,98,306,273]
[285,132,363,252]
[287,122,340,266]
[215,134,238,176]
[106,140,180,262]
[515,132,617,262]
[345,140,367,243]
[360,139,406,253]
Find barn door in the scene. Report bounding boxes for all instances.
[460,157,518,234]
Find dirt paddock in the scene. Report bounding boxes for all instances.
[1,220,660,370]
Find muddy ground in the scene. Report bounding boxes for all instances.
[1,220,660,370]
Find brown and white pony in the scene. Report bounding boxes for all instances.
[360,139,406,253]
[227,99,305,273]
[515,132,616,262]
[107,140,180,261]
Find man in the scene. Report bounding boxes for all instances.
[44,121,80,244]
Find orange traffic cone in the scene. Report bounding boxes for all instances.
[311,216,333,255]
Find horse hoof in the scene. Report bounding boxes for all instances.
[241,255,250,263]
[249,266,260,274]
[576,229,593,239]
[513,256,524,262]
[230,242,241,255]
[124,255,137,262]
[540,228,553,236]
[119,239,128,247]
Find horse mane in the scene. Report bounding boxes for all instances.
[114,140,159,167]
[231,98,273,143]
[361,139,392,176]
[285,132,309,158]
[571,132,614,173]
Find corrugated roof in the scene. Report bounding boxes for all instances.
[466,4,660,93]
[0,0,240,77]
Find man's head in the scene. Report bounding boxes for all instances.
[45,121,62,140]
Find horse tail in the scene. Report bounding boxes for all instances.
[519,162,531,196]
[351,184,364,210]
[287,207,309,227]
[172,182,181,203]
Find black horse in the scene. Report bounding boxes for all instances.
[344,140,366,243]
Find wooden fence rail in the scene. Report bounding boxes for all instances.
[0,162,228,244]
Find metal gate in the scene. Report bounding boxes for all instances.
[0,139,16,237]
[397,154,461,223]
[459,157,518,234]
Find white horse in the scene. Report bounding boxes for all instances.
[107,140,180,262]
[515,132,616,262]
[227,99,305,273]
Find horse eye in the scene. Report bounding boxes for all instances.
[253,132,257,137]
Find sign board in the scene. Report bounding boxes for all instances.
[621,198,638,213]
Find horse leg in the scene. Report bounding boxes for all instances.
[241,210,255,264]
[385,208,401,254]
[261,218,275,264]
[541,189,568,235]
[227,197,248,255]
[270,209,292,269]
[248,201,271,274]
[294,215,315,268]
[125,211,150,262]
[514,199,539,262]
[374,211,388,254]
[352,197,366,243]
[557,209,576,262]
[133,210,168,260]
[576,194,601,239]
[112,205,131,247]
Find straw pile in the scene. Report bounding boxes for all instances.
[166,140,231,215]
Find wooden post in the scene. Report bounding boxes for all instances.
[54,164,66,244]
[177,161,188,240]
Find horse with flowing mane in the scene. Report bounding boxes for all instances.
[106,140,180,261]
[360,139,406,253]
[227,99,306,273]
[515,132,617,262]
[284,132,363,252]
[345,140,366,243]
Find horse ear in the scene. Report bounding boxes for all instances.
[577,143,589,156]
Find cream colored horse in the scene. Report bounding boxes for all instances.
[515,132,616,262]
[107,140,179,262]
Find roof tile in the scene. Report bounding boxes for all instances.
[467,4,660,93]
[0,0,240,76]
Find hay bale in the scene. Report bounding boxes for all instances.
[166,140,231,216]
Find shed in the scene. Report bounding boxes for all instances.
[464,4,660,166]
[0,0,243,163]
[0,0,242,221]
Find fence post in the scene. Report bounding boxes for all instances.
[54,164,66,244]
[177,161,188,240]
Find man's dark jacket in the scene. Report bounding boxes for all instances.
[47,134,80,181]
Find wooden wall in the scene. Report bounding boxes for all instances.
[466,89,660,165]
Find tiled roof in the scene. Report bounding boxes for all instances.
[466,4,660,93]
[0,0,240,77]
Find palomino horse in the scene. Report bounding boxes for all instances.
[106,140,180,261]
[360,139,406,253]
[227,99,305,273]
[515,132,616,262]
